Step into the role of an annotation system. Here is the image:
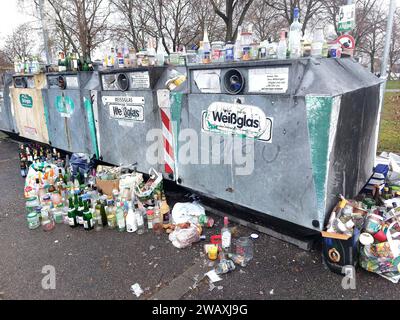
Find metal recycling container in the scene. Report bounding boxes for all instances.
[0,73,17,133]
[94,66,172,175]
[42,72,100,157]
[10,73,49,144]
[175,58,382,231]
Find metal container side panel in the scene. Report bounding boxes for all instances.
[232,95,320,230]
[178,94,235,202]
[10,87,49,144]
[97,90,163,173]
[180,93,319,229]
[0,79,15,133]
[44,89,94,154]
[325,85,381,221]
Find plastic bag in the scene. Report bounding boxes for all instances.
[172,202,205,225]
[388,153,400,186]
[70,153,92,179]
[119,173,143,191]
[169,224,201,249]
[359,222,400,283]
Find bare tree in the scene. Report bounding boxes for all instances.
[264,0,324,35]
[249,0,285,41]
[45,0,111,59]
[209,0,255,42]
[2,24,35,63]
[110,0,154,52]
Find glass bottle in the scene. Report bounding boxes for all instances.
[135,202,145,235]
[83,201,94,231]
[277,30,288,60]
[68,197,78,228]
[221,217,232,252]
[289,7,302,59]
[126,202,137,233]
[116,202,126,232]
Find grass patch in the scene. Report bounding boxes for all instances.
[386,80,400,90]
[378,92,400,154]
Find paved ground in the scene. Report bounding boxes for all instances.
[1,135,400,300]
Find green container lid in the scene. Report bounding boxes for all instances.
[27,212,38,218]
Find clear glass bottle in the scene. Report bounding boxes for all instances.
[277,30,288,60]
[289,7,302,59]
[126,202,137,233]
[135,203,145,235]
[311,27,325,58]
[116,202,126,232]
[221,217,232,251]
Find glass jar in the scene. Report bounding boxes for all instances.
[250,43,260,60]
[225,42,234,62]
[147,209,154,230]
[51,191,62,207]
[53,204,64,224]
[242,46,251,61]
[27,211,40,230]
[202,51,211,64]
[211,41,225,63]
[106,205,117,229]
[235,237,254,262]
[186,50,197,64]
[41,195,52,210]
[41,209,55,232]
[169,52,180,65]
[26,197,40,215]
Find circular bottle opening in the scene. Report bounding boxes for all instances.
[223,69,245,95]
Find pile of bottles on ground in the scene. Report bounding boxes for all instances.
[20,143,254,275]
[325,152,400,282]
[14,7,345,76]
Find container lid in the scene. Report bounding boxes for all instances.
[27,197,38,202]
[147,210,154,216]
[43,195,51,201]
[27,212,38,218]
[368,213,383,221]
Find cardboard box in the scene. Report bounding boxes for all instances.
[96,179,120,197]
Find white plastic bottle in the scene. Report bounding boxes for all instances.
[156,39,165,66]
[126,202,137,233]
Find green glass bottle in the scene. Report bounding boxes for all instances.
[77,196,84,226]
[83,201,94,231]
[100,201,108,226]
[68,197,78,228]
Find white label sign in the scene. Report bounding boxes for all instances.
[102,95,145,123]
[66,76,79,89]
[193,70,221,93]
[131,72,150,89]
[109,105,144,122]
[202,102,273,143]
[248,68,289,94]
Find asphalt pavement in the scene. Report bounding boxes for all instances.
[1,135,400,300]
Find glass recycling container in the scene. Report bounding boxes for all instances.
[42,72,100,157]
[10,73,49,144]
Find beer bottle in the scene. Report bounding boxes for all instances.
[83,201,94,231]
[68,197,78,228]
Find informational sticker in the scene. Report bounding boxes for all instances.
[202,102,273,143]
[55,96,75,118]
[24,126,38,136]
[130,72,150,89]
[109,105,144,122]
[248,68,289,94]
[102,95,145,123]
[193,70,221,93]
[338,4,356,32]
[19,94,33,108]
[65,76,79,89]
